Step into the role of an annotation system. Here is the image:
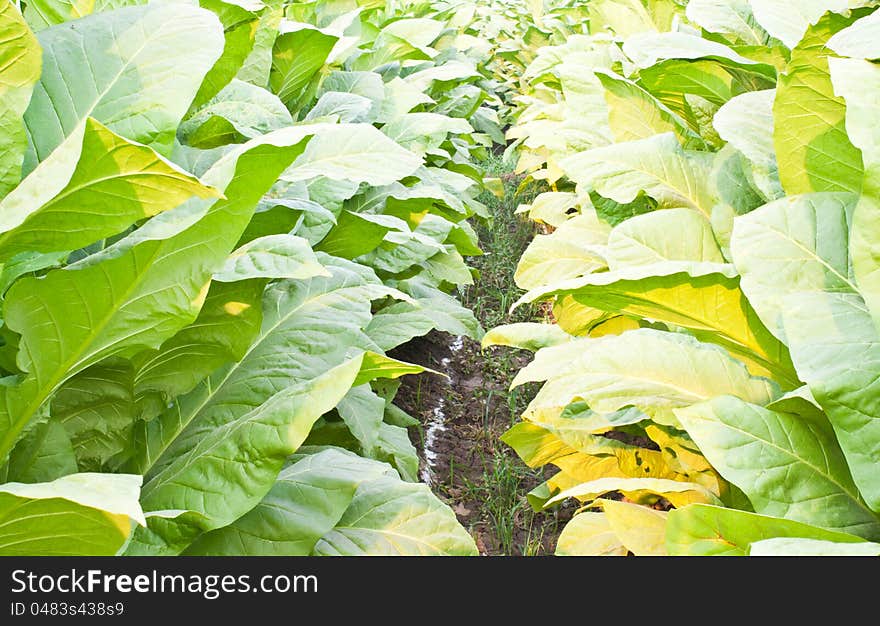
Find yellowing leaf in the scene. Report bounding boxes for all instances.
[599,499,669,556]
[555,512,628,556]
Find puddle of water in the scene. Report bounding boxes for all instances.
[420,335,464,485]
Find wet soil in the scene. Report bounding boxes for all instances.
[390,332,572,556]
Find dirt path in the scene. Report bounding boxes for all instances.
[389,160,572,556]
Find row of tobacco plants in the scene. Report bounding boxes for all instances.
[0,0,507,555]
[485,0,880,555]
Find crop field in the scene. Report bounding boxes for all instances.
[1,0,880,557]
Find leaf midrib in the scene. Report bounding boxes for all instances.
[139,282,371,475]
[688,412,876,522]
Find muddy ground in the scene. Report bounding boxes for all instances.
[387,156,575,556]
[391,331,573,556]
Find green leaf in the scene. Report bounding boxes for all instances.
[749,537,880,556]
[560,133,715,216]
[24,3,225,167]
[732,192,880,510]
[666,503,868,555]
[421,248,474,287]
[0,472,144,555]
[365,278,482,351]
[235,5,280,87]
[182,447,392,555]
[381,113,473,155]
[132,278,264,420]
[312,474,478,555]
[372,422,419,483]
[335,385,384,456]
[686,0,768,46]
[189,0,259,110]
[676,396,880,538]
[828,58,880,329]
[403,61,480,92]
[52,358,134,471]
[319,70,385,104]
[514,214,608,290]
[595,69,705,149]
[305,91,374,123]
[6,420,77,483]
[713,89,783,200]
[0,128,314,462]
[773,13,863,195]
[130,254,395,476]
[0,250,68,296]
[180,79,293,148]
[377,17,444,54]
[282,122,422,187]
[270,23,337,109]
[623,31,776,77]
[356,214,452,274]
[0,118,220,262]
[352,351,428,387]
[21,0,106,30]
[638,59,739,114]
[0,0,41,200]
[213,234,328,282]
[314,211,397,259]
[731,192,855,343]
[138,356,364,545]
[124,509,207,557]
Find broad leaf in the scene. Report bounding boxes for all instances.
[180,79,292,148]
[282,123,422,187]
[183,447,392,555]
[270,22,337,109]
[213,234,327,282]
[24,3,225,167]
[749,537,880,556]
[138,357,364,546]
[555,512,627,556]
[513,329,779,424]
[732,192,880,510]
[0,128,314,461]
[312,474,478,556]
[52,358,134,471]
[560,133,715,216]
[772,14,863,195]
[600,499,668,556]
[747,0,850,48]
[0,472,144,555]
[0,0,41,200]
[0,118,219,262]
[676,396,880,538]
[666,503,868,555]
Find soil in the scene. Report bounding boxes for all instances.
[389,331,573,556]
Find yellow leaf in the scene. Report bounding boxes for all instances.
[552,296,606,335]
[545,476,721,509]
[555,512,628,556]
[599,499,668,556]
[588,315,641,337]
